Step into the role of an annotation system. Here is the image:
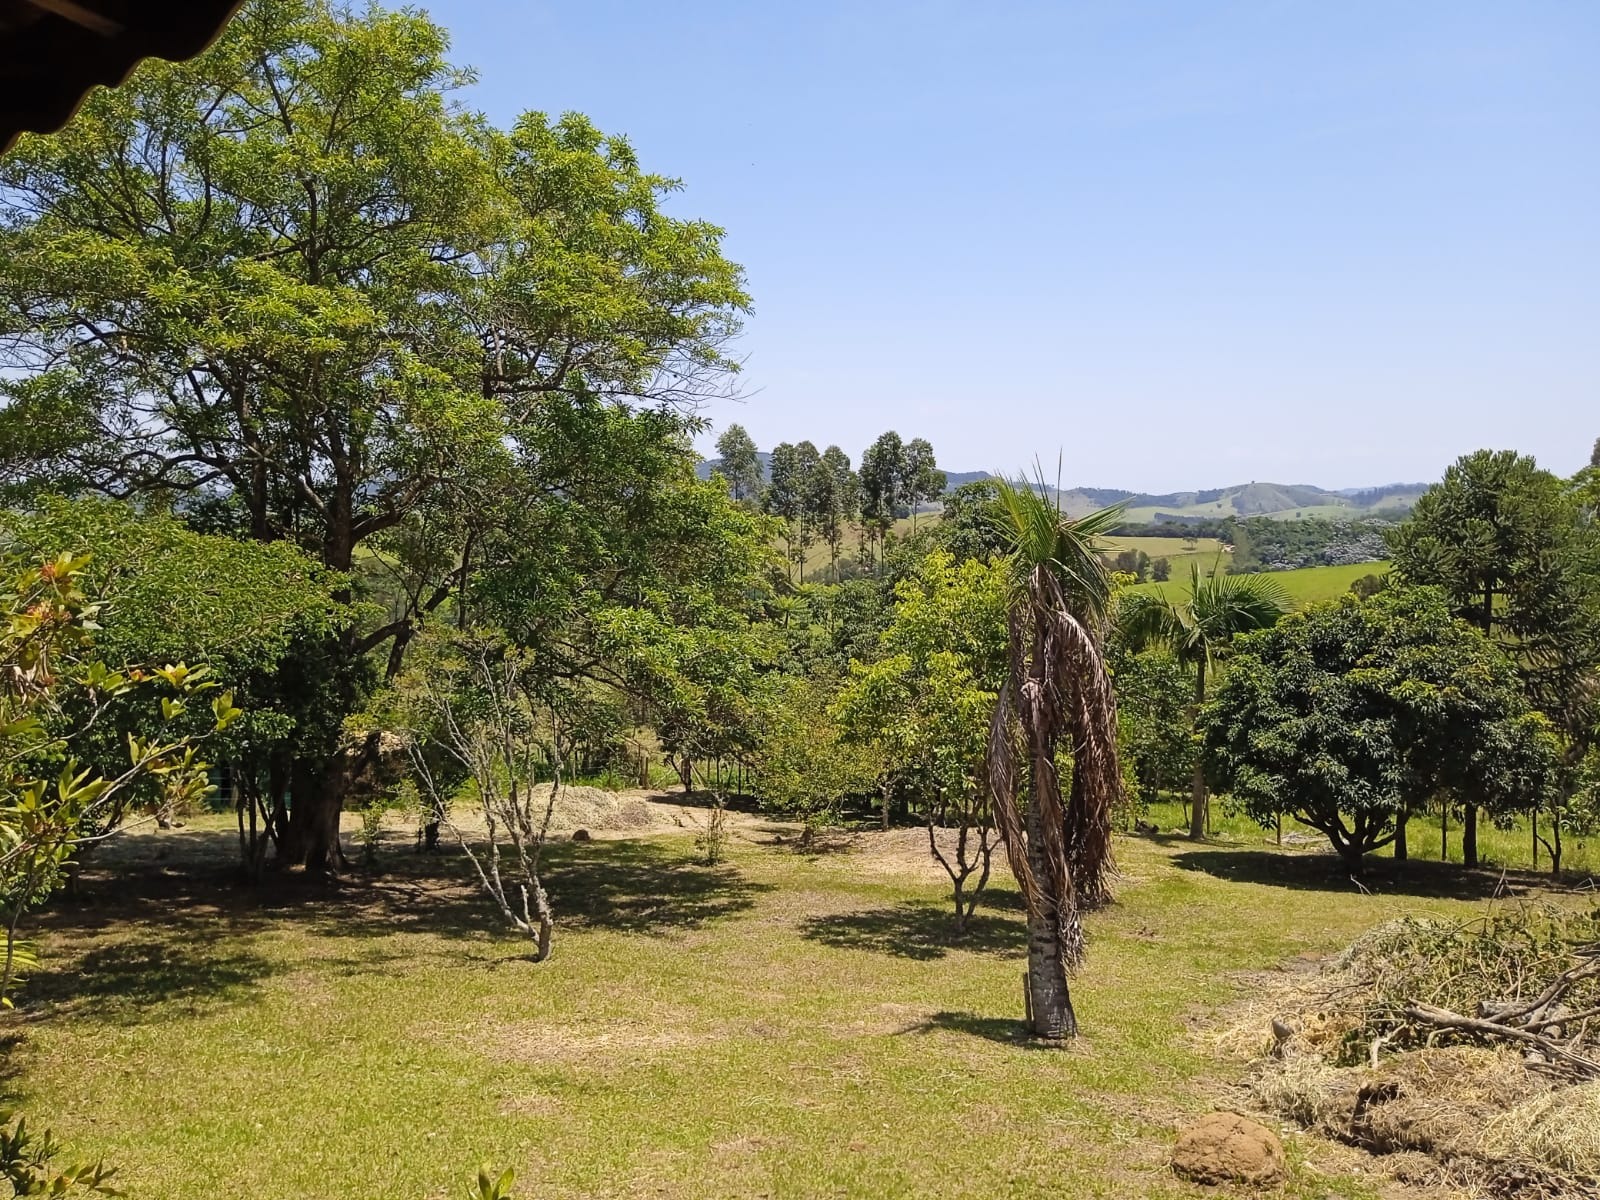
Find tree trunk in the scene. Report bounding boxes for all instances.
[1394,811,1408,861]
[283,757,347,873]
[1463,803,1478,868]
[1188,658,1208,840]
[880,782,891,831]
[1022,793,1077,1039]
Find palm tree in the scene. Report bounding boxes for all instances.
[1118,561,1288,838]
[984,477,1124,1040]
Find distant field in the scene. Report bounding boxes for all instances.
[1099,535,1232,577]
[1128,560,1389,607]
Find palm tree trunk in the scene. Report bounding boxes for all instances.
[1188,657,1208,840]
[1022,792,1076,1039]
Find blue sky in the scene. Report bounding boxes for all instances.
[438,1,1599,490]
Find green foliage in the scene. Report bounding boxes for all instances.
[935,479,1007,563]
[752,675,882,829]
[0,1111,120,1196]
[834,551,1007,814]
[1112,649,1197,804]
[468,1166,516,1200]
[0,551,237,996]
[712,424,762,503]
[1201,587,1560,862]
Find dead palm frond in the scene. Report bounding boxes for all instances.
[985,474,1123,982]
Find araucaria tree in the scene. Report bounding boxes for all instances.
[0,0,748,870]
[984,479,1123,1039]
[1116,564,1288,838]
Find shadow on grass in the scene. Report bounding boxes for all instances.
[22,832,769,1024]
[543,838,771,934]
[798,900,1027,961]
[899,1010,1072,1050]
[23,938,282,1025]
[1172,847,1582,900]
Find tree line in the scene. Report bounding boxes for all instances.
[712,425,946,579]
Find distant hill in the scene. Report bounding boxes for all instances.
[695,457,1427,521]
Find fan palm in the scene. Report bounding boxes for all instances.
[984,477,1124,1040]
[1118,561,1288,838]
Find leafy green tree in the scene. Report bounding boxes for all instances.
[858,432,905,567]
[1111,649,1196,808]
[1150,556,1171,582]
[1116,563,1288,838]
[4,500,346,876]
[714,424,762,504]
[936,479,1007,563]
[900,437,945,533]
[0,1,749,868]
[764,441,821,580]
[1388,450,1592,864]
[1200,588,1560,866]
[0,552,239,996]
[834,550,1006,927]
[752,675,883,838]
[984,481,1124,1040]
[792,445,858,583]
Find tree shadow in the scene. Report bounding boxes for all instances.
[20,831,770,1026]
[21,937,282,1026]
[1171,847,1585,900]
[543,838,770,934]
[898,1010,1072,1050]
[798,900,1027,961]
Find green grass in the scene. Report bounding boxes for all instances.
[1129,561,1388,608]
[1143,798,1599,875]
[6,817,1581,1199]
[1100,535,1232,577]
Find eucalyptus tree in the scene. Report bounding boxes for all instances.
[1117,564,1288,838]
[901,437,945,532]
[714,424,763,504]
[0,0,749,869]
[984,479,1124,1039]
[858,432,905,567]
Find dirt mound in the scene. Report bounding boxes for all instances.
[535,786,658,833]
[1171,1112,1286,1186]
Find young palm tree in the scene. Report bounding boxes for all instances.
[1118,561,1288,838]
[984,478,1124,1040]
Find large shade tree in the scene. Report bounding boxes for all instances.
[1388,450,1595,864]
[1116,564,1288,837]
[983,479,1123,1039]
[0,0,749,869]
[1201,587,1560,866]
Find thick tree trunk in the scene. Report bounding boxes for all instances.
[1022,794,1076,1039]
[282,757,348,873]
[1394,811,1408,861]
[1188,658,1208,840]
[1463,803,1478,868]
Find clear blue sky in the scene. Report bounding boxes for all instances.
[438,1,1598,490]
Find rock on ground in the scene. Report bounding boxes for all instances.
[1172,1112,1287,1187]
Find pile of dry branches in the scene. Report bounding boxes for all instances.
[1329,908,1600,1078]
[1222,906,1600,1198]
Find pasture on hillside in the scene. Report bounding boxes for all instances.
[1129,561,1388,607]
[12,806,1586,1200]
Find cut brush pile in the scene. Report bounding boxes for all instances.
[1222,907,1600,1198]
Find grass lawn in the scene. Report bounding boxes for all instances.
[7,815,1585,1199]
[1129,561,1388,608]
